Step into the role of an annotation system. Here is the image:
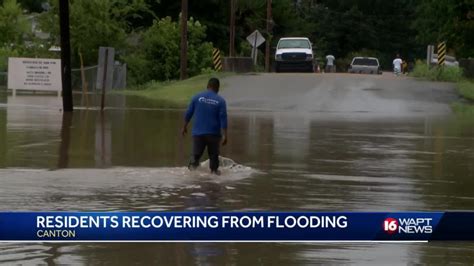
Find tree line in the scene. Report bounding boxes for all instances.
[0,0,472,84]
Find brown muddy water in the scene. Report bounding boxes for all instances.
[0,92,474,265]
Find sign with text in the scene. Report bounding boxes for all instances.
[1,212,474,242]
[7,57,62,92]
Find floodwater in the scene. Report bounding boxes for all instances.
[1,90,474,265]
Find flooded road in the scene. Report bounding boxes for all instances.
[1,74,474,264]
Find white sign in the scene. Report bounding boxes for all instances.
[8,57,62,93]
[246,30,265,48]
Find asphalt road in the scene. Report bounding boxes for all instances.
[221,73,457,119]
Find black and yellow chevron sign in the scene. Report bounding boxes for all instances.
[437,41,447,66]
[212,48,222,71]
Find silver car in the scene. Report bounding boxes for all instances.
[348,57,382,74]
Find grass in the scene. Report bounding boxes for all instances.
[453,81,474,116]
[451,102,474,116]
[457,80,474,101]
[121,72,233,108]
[409,60,474,115]
[410,60,464,82]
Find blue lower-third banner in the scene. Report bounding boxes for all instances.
[0,212,474,242]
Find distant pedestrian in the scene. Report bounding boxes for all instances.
[182,78,228,175]
[393,54,403,76]
[325,54,336,73]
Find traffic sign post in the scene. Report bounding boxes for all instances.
[246,30,265,65]
[427,45,434,67]
[212,48,222,71]
[437,41,447,66]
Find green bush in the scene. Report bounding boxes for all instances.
[238,41,252,57]
[38,0,151,67]
[0,0,30,46]
[0,46,19,72]
[457,81,474,101]
[451,102,474,116]
[124,17,213,85]
[411,60,464,82]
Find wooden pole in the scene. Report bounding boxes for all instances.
[180,0,188,80]
[229,0,236,57]
[265,0,272,72]
[79,50,89,108]
[100,49,108,111]
[59,0,73,112]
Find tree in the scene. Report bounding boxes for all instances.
[0,0,30,46]
[18,0,46,12]
[39,0,151,66]
[0,46,19,71]
[148,0,310,56]
[302,0,420,69]
[124,16,213,83]
[414,0,474,58]
[0,0,33,71]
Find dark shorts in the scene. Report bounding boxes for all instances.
[189,134,221,171]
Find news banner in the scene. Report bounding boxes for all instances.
[0,212,473,242]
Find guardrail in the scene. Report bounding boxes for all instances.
[427,44,459,67]
[222,57,254,73]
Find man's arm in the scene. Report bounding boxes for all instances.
[182,121,190,136]
[221,128,228,146]
[219,100,228,146]
[182,97,195,136]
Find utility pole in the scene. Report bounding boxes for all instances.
[229,0,236,57]
[265,0,272,72]
[180,0,188,80]
[59,0,73,112]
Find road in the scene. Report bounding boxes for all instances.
[222,73,457,119]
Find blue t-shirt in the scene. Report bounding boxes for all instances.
[184,90,228,136]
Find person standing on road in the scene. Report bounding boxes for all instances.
[325,54,336,73]
[393,54,403,76]
[182,78,228,175]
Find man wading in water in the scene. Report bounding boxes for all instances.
[182,78,228,175]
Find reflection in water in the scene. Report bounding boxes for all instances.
[1,97,474,264]
[2,242,473,265]
[95,113,112,167]
[273,113,310,161]
[57,112,73,169]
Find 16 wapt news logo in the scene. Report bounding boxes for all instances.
[383,217,433,234]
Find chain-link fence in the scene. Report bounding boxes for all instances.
[71,65,98,92]
[71,63,127,91]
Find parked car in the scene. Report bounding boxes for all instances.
[275,37,314,73]
[348,57,382,74]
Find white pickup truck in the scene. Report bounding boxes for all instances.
[275,37,314,73]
